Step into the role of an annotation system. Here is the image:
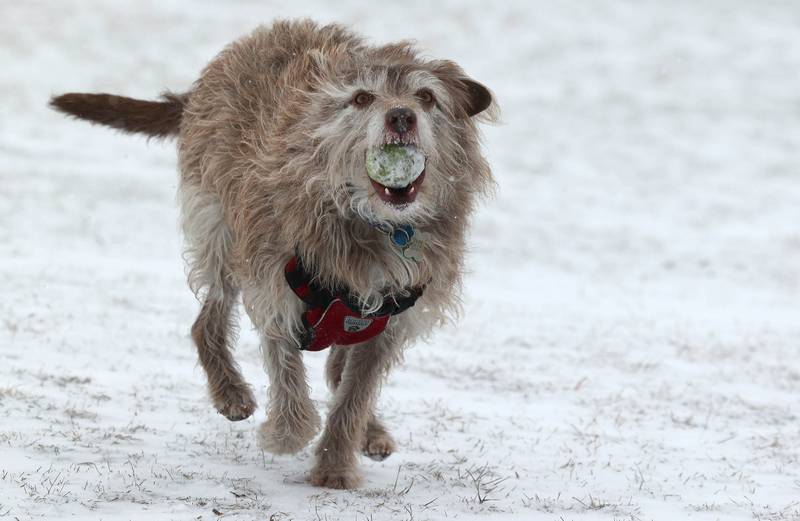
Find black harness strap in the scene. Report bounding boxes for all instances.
[284,255,424,318]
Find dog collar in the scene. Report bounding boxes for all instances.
[284,255,424,351]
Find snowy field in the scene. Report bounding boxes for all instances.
[2,1,800,520]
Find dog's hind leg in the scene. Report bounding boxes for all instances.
[325,347,396,461]
[191,285,256,421]
[181,183,256,421]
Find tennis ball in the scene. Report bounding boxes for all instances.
[365,145,425,188]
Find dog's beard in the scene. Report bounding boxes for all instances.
[338,182,432,227]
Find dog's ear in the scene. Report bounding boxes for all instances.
[459,78,493,117]
[429,60,497,119]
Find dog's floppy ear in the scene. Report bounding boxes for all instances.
[459,78,493,117]
[429,60,496,119]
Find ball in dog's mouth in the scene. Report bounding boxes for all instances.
[366,144,426,206]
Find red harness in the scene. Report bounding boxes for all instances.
[284,256,424,351]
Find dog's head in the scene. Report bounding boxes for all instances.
[298,47,497,226]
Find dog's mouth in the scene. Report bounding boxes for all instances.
[369,170,425,206]
[366,142,426,207]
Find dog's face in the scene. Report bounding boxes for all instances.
[305,58,494,226]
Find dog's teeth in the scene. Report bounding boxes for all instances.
[409,186,415,194]
[384,187,391,196]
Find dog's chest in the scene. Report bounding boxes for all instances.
[365,227,429,291]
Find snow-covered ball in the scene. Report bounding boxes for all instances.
[365,145,425,188]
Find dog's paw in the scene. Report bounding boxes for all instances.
[362,431,396,461]
[213,385,257,422]
[309,465,363,489]
[258,410,320,454]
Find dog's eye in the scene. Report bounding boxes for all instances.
[351,91,375,108]
[415,89,435,106]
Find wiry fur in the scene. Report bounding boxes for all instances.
[50,19,496,489]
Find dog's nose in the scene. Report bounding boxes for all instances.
[385,107,416,134]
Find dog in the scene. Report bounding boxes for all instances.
[51,19,496,489]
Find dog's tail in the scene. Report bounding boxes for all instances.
[49,92,187,139]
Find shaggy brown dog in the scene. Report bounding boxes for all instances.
[51,19,496,489]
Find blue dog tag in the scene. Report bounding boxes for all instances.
[390,225,414,247]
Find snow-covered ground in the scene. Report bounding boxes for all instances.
[2,1,799,519]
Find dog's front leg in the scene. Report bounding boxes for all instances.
[326,347,396,461]
[311,335,398,489]
[244,284,321,454]
[257,335,321,454]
